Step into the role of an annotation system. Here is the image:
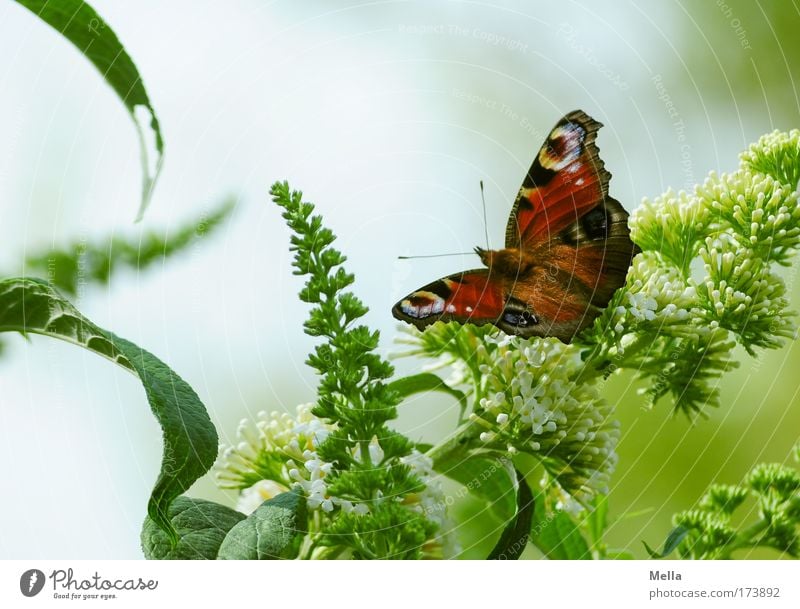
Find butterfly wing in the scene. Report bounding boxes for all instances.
[391,269,507,330]
[394,109,638,343]
[506,109,611,248]
[500,111,637,337]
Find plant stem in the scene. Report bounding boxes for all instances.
[717,519,769,559]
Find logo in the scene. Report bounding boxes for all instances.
[17,567,159,601]
[20,569,46,597]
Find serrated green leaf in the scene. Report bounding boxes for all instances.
[530,494,591,559]
[0,277,218,545]
[13,0,164,219]
[388,373,468,414]
[141,497,245,559]
[487,469,534,560]
[217,489,308,560]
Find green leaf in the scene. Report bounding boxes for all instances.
[643,525,690,559]
[13,0,164,220]
[0,277,218,544]
[433,453,517,524]
[24,199,235,297]
[217,489,308,560]
[0,277,134,368]
[530,494,591,559]
[585,494,609,548]
[113,335,219,545]
[487,469,534,560]
[388,372,468,414]
[663,525,691,556]
[642,541,661,559]
[141,497,245,559]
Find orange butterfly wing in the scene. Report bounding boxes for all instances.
[392,269,507,330]
[502,110,638,337]
[506,110,610,247]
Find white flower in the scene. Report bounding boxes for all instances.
[422,354,470,387]
[631,188,709,269]
[215,403,333,489]
[476,337,619,497]
[236,480,290,514]
[696,170,800,258]
[352,436,385,465]
[400,449,460,558]
[740,128,800,191]
[214,403,348,514]
[608,252,700,339]
[697,236,794,348]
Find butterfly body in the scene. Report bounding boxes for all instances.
[392,110,640,343]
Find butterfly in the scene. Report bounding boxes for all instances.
[392,109,640,343]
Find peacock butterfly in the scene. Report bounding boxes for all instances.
[392,109,639,343]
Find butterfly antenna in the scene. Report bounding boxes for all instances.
[399,184,490,260]
[480,180,490,251]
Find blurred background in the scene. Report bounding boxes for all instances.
[1,0,799,559]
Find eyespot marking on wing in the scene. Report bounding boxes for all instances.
[399,291,446,318]
[502,309,539,328]
[537,122,585,171]
[581,206,609,240]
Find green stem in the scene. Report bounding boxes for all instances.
[717,519,770,559]
[579,331,651,381]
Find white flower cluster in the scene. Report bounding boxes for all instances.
[613,163,800,349]
[215,404,364,515]
[740,128,800,191]
[421,353,470,387]
[692,170,798,344]
[215,405,456,553]
[474,335,619,497]
[630,188,709,269]
[697,238,792,350]
[400,449,460,558]
[605,252,699,339]
[696,170,800,259]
